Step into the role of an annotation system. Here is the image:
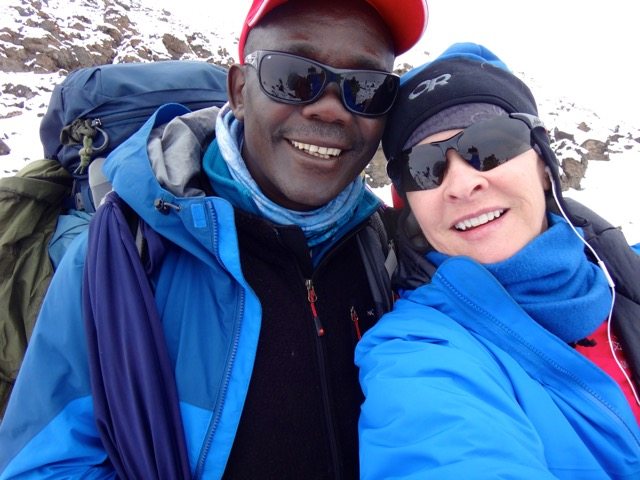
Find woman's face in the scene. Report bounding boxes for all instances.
[406,128,550,264]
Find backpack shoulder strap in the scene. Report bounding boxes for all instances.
[565,198,640,301]
[356,207,398,319]
[83,191,190,479]
[565,198,640,387]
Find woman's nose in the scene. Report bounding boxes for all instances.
[440,151,489,199]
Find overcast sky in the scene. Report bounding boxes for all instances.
[152,0,637,125]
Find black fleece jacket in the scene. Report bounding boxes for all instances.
[222,209,381,480]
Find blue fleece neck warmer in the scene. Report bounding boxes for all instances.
[204,104,379,256]
[428,214,612,343]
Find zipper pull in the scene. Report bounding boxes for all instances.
[305,279,325,337]
[350,306,362,340]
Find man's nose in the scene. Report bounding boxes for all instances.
[300,82,352,123]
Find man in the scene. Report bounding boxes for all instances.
[0,0,428,478]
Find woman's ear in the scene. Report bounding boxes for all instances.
[543,166,553,191]
[227,64,247,121]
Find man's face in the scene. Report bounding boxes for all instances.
[229,2,395,211]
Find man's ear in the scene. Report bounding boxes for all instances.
[227,64,247,121]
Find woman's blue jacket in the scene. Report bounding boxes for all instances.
[356,255,640,479]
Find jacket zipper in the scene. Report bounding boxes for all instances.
[298,217,374,340]
[194,288,245,479]
[300,270,344,478]
[87,99,220,127]
[350,306,362,340]
[306,279,325,336]
[304,276,342,479]
[193,201,247,479]
[193,208,371,476]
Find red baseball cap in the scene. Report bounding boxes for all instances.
[238,0,429,62]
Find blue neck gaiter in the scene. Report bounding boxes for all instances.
[428,214,612,343]
[203,104,380,264]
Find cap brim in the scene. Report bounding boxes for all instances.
[239,0,428,60]
[238,0,288,62]
[366,0,428,55]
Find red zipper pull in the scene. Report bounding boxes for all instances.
[350,306,362,340]
[305,279,325,337]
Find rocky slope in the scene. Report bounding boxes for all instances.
[0,0,235,72]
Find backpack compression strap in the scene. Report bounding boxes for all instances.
[60,118,109,174]
[82,191,191,479]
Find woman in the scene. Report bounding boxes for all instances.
[356,43,640,479]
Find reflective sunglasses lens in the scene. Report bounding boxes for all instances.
[259,53,325,103]
[256,52,398,116]
[402,144,447,191]
[401,117,534,192]
[342,73,398,115]
[458,119,532,169]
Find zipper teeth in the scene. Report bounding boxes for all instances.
[193,200,246,479]
[351,306,362,340]
[301,270,342,478]
[195,288,245,479]
[88,108,160,126]
[86,100,224,125]
[295,223,371,465]
[306,279,325,336]
[312,315,342,479]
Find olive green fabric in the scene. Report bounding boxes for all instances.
[0,159,72,418]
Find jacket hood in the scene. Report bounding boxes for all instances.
[102,104,240,269]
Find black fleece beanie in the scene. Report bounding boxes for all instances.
[383,42,563,197]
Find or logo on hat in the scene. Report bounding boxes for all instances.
[409,73,451,100]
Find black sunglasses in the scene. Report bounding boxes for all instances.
[244,50,399,117]
[398,113,545,192]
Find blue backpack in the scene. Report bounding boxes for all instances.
[40,60,229,212]
[0,60,228,419]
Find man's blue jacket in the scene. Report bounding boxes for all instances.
[0,105,262,478]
